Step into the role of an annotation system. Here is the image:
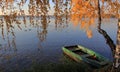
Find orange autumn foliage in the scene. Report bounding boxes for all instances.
[6,0,13,4]
[86,30,93,38]
[71,0,98,38]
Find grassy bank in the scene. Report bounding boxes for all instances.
[24,56,113,72]
[25,60,92,72]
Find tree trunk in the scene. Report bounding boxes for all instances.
[114,18,120,68]
[97,0,101,29]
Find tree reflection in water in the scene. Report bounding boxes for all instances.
[98,25,116,54]
[53,0,70,30]
[0,0,71,51]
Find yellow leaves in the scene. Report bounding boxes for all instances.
[6,0,13,4]
[72,0,82,4]
[89,18,95,25]
[84,0,90,6]
[70,0,97,38]
[81,21,86,29]
[71,14,79,27]
[102,0,104,3]
[5,0,14,7]
[86,30,93,38]
[72,4,80,12]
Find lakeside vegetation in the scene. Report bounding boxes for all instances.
[24,56,114,72]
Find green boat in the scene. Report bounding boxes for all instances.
[62,45,111,68]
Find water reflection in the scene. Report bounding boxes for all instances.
[0,0,71,44]
[0,18,4,39]
[53,0,70,30]
[0,17,118,72]
[98,25,116,54]
[37,15,49,42]
[0,14,70,50]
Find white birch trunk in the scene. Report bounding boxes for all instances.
[114,18,120,68]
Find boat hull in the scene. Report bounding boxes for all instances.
[62,45,111,68]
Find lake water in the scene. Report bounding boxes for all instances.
[0,17,117,71]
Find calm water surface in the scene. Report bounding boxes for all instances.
[0,17,117,71]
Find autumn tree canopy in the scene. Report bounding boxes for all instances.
[71,0,120,38]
